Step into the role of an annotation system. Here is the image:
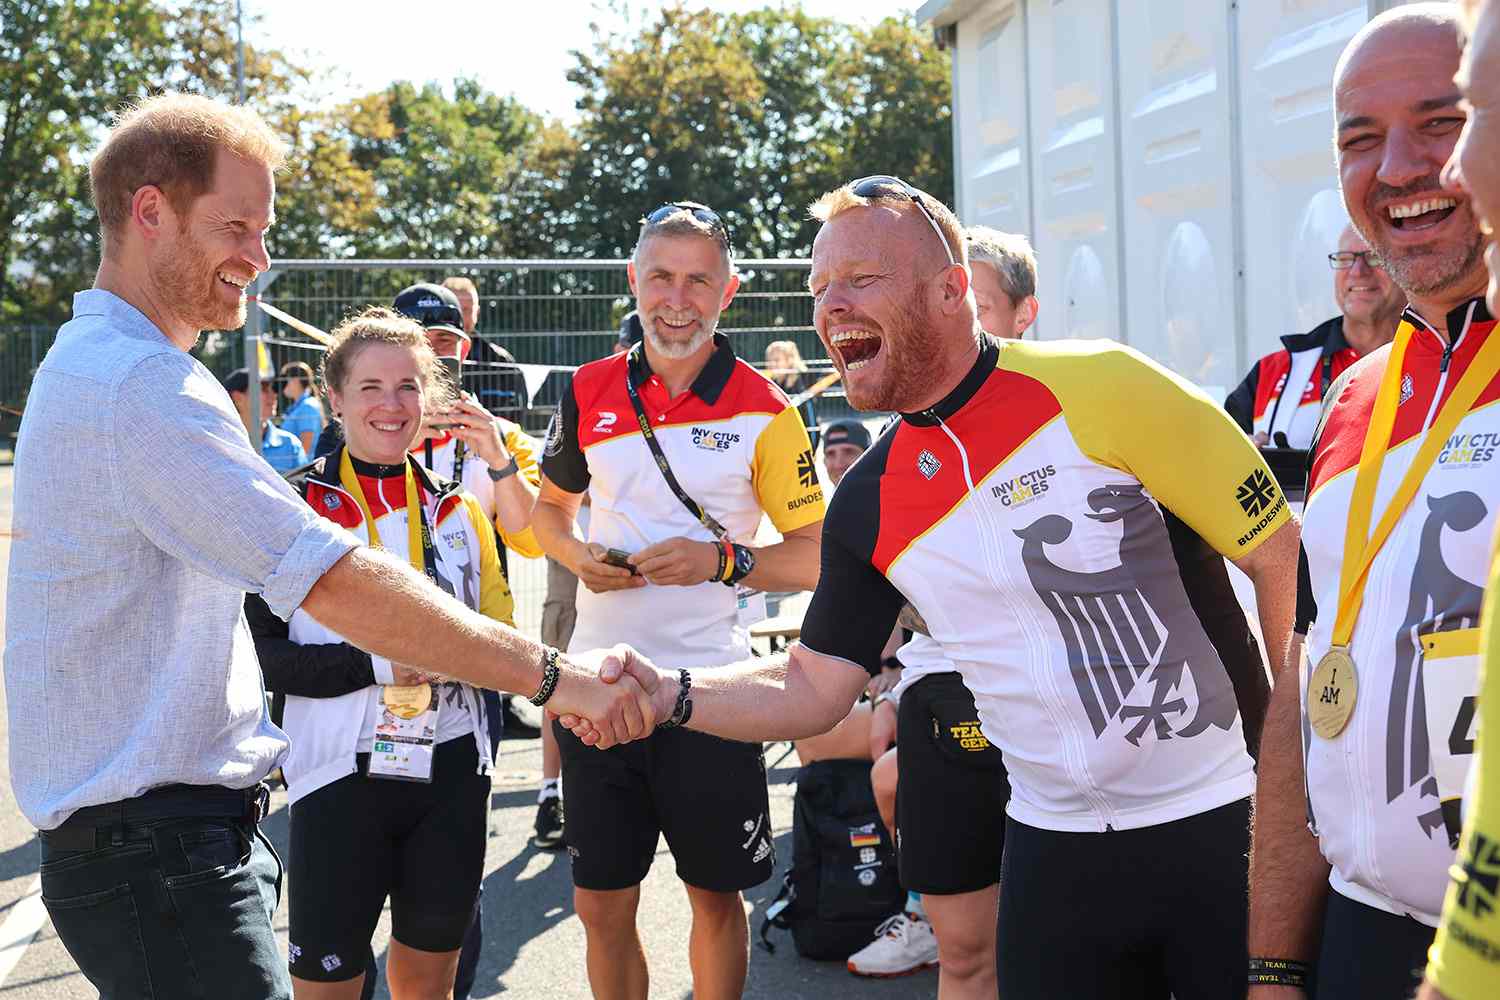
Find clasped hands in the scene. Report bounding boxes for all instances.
[551,644,677,749]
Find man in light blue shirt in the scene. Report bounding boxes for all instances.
[4,91,658,1000]
[223,367,307,473]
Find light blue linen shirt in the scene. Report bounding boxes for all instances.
[4,290,359,830]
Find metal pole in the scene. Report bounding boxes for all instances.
[235,0,245,104]
[247,273,263,455]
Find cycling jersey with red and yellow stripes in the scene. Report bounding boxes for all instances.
[800,337,1287,833]
[1300,300,1500,926]
[542,334,825,668]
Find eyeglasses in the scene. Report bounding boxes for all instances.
[642,202,733,251]
[1328,250,1384,270]
[849,175,958,267]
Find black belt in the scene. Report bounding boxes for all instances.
[39,783,271,853]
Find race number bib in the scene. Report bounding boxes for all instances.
[1420,627,1481,847]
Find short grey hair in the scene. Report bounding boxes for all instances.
[632,201,734,273]
[966,227,1038,305]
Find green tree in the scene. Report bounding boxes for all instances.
[0,0,170,324]
[561,3,952,260]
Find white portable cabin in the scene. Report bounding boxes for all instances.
[917,0,1418,398]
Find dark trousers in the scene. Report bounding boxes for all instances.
[38,786,286,1000]
[1313,889,1436,999]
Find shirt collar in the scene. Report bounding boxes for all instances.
[71,289,176,347]
[900,337,1000,426]
[1402,296,1494,348]
[627,332,738,405]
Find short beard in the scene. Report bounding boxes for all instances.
[153,225,246,336]
[844,293,952,413]
[1376,229,1486,298]
[645,323,713,360]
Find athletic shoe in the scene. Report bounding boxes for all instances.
[846,912,939,978]
[532,796,565,850]
[502,694,543,739]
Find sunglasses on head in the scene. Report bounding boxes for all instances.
[643,202,733,250]
[849,175,958,267]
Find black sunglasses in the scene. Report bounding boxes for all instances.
[643,202,733,250]
[849,175,958,266]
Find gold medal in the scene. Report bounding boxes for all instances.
[382,683,432,720]
[1308,646,1358,739]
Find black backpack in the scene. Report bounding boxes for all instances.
[759,758,905,960]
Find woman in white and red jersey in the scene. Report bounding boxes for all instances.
[247,307,514,1000]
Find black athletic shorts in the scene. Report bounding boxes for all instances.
[996,797,1251,1000]
[286,736,490,982]
[1312,889,1435,999]
[895,671,1010,895]
[554,720,774,893]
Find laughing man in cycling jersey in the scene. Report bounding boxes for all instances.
[565,176,1301,999]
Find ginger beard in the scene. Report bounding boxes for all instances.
[835,290,948,413]
[151,219,249,335]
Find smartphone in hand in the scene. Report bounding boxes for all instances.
[601,548,640,574]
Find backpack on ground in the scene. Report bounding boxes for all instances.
[759,758,905,960]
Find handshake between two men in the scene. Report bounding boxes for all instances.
[555,644,682,749]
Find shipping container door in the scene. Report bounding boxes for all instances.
[954,0,1032,239]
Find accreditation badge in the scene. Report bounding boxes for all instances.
[367,684,440,782]
[1307,646,1357,740]
[735,586,768,628]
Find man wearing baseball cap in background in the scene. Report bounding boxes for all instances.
[820,418,872,489]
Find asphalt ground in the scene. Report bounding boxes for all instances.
[0,464,936,998]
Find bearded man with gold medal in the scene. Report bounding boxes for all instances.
[246,307,515,999]
[1248,7,1500,999]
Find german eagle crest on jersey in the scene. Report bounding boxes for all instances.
[1014,483,1238,745]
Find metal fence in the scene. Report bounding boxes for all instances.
[4,258,852,636]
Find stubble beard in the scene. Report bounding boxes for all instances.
[154,226,247,336]
[644,318,713,360]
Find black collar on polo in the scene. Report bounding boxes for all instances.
[901,336,1000,426]
[627,331,738,405]
[1401,296,1495,343]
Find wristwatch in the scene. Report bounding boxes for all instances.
[724,542,756,586]
[487,456,519,481]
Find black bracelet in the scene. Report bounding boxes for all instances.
[661,668,692,729]
[714,544,728,585]
[1247,957,1310,989]
[529,647,561,707]
[486,456,519,481]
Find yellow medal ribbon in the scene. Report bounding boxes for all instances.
[1311,317,1500,739]
[340,450,433,720]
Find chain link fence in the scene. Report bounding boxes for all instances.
[3,258,853,637]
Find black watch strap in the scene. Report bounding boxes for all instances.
[487,456,519,481]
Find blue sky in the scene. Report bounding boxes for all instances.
[246,1,918,121]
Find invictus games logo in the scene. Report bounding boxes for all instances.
[796,448,817,488]
[1454,831,1500,920]
[692,426,740,452]
[917,449,941,480]
[1438,430,1499,470]
[991,464,1056,509]
[1236,469,1277,517]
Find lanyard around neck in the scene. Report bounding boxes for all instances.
[1330,318,1500,648]
[339,450,440,585]
[624,344,730,541]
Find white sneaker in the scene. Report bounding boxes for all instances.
[846,912,939,977]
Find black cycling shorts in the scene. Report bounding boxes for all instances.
[1312,889,1435,999]
[895,671,1009,895]
[286,736,490,982]
[996,797,1251,1000]
[555,720,774,893]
